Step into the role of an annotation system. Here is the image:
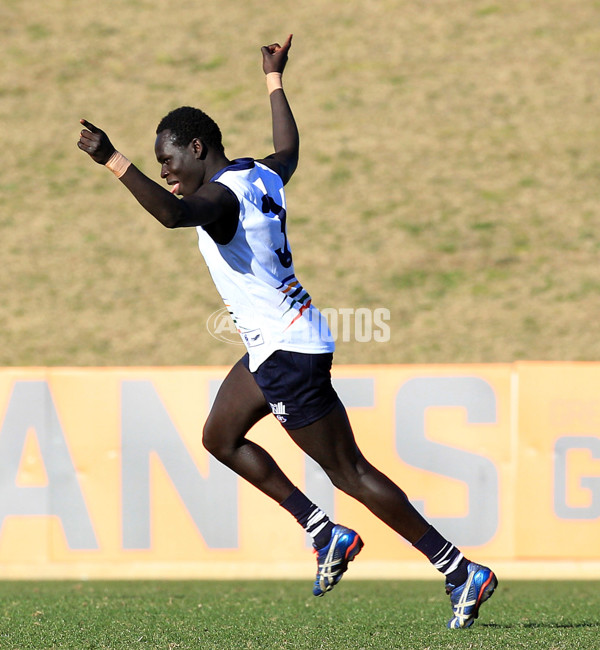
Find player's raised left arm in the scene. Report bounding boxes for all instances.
[258,35,299,185]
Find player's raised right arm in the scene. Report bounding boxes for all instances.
[77,119,203,228]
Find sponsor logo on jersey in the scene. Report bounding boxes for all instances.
[241,329,264,347]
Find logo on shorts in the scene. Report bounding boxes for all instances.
[269,401,288,423]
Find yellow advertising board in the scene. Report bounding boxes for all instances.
[515,362,600,560]
[0,364,599,579]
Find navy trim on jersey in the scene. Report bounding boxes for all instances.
[210,158,255,182]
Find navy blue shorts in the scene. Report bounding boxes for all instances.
[242,350,340,430]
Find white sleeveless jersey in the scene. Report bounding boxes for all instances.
[197,158,335,372]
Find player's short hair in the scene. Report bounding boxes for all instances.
[156,106,224,153]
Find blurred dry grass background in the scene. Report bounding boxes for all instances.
[1,0,599,366]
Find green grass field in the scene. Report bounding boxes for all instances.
[0,579,598,649]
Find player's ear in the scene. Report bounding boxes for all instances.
[191,138,207,160]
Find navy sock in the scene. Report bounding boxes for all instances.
[413,525,469,588]
[280,488,335,549]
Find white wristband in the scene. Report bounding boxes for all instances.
[266,72,283,95]
[105,151,131,178]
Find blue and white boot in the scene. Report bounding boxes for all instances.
[312,524,363,597]
[446,562,497,629]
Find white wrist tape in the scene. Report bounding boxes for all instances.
[105,151,131,178]
[266,72,283,95]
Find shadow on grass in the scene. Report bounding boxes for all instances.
[482,622,600,629]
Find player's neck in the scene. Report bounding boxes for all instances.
[204,152,231,183]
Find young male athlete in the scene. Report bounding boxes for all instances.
[77,34,497,629]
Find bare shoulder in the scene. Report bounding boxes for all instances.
[195,180,236,204]
[184,180,238,212]
[177,180,239,229]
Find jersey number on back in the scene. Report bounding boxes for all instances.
[261,195,292,268]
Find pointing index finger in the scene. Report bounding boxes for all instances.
[80,118,99,133]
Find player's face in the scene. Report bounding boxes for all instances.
[155,130,202,196]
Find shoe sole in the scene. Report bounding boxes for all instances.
[472,572,498,620]
[343,533,364,565]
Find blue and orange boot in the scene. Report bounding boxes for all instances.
[312,524,363,596]
[446,562,498,628]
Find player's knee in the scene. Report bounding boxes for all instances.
[329,470,358,495]
[202,420,226,459]
[319,463,357,494]
[325,457,373,496]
